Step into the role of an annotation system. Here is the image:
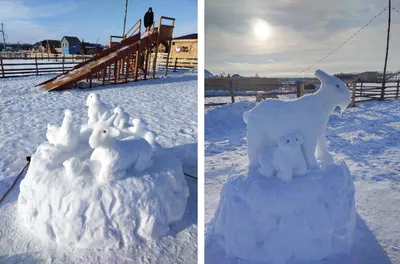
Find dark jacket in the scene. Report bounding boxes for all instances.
[144,11,154,28]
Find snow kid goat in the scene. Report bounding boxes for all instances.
[89,113,153,183]
[244,69,351,169]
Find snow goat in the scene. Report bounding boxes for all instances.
[244,69,351,169]
[89,113,153,183]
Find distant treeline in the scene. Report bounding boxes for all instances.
[0,43,33,51]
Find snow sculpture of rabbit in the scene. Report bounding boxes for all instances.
[89,113,153,183]
[129,118,158,147]
[258,132,307,182]
[46,109,79,149]
[113,106,130,130]
[244,69,351,169]
[86,93,110,125]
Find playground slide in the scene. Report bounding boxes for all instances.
[38,32,158,91]
[37,16,175,91]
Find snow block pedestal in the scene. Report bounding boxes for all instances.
[207,162,356,264]
[18,145,189,249]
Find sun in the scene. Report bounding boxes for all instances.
[252,19,271,41]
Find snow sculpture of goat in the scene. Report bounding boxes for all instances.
[244,69,351,169]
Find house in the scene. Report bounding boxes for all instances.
[61,36,81,54]
[32,40,61,54]
[80,42,104,55]
[158,33,198,59]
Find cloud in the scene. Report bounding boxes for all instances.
[206,0,400,76]
[0,0,78,43]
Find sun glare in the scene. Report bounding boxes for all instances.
[252,19,271,41]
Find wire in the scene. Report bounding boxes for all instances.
[0,157,31,204]
[184,172,197,180]
[297,6,388,76]
[392,6,400,14]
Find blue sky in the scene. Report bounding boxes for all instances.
[1,0,197,45]
[206,0,400,77]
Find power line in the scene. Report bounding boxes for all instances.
[392,6,400,14]
[297,6,388,76]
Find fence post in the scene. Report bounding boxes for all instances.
[296,81,301,98]
[396,80,399,99]
[350,81,356,107]
[0,57,4,78]
[62,55,65,73]
[89,71,92,88]
[360,81,363,97]
[229,78,235,103]
[35,54,38,76]
[173,58,178,72]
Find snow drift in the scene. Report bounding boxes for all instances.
[206,162,356,264]
[18,93,189,249]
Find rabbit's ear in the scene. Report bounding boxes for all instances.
[106,113,117,126]
[99,112,109,122]
[108,127,120,138]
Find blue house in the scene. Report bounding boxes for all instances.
[61,36,81,54]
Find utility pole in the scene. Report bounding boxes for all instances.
[0,23,6,51]
[381,0,391,100]
[122,0,129,37]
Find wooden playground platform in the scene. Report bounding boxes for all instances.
[37,16,175,91]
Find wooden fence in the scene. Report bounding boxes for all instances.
[205,77,400,107]
[0,55,91,78]
[205,77,316,106]
[350,80,400,106]
[0,52,92,61]
[157,53,197,70]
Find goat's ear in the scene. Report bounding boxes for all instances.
[315,69,331,82]
[277,136,286,149]
[108,127,120,138]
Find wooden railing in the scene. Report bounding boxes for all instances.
[205,77,400,107]
[0,56,91,78]
[205,78,312,106]
[0,52,92,61]
[349,80,400,106]
[157,53,197,70]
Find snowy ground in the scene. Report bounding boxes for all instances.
[205,98,400,263]
[0,72,197,263]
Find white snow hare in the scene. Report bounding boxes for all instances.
[63,157,85,180]
[244,69,351,169]
[46,109,79,149]
[89,114,153,183]
[129,118,158,147]
[258,132,307,182]
[113,106,130,130]
[86,93,110,125]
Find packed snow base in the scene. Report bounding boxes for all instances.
[207,162,356,264]
[17,94,189,249]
